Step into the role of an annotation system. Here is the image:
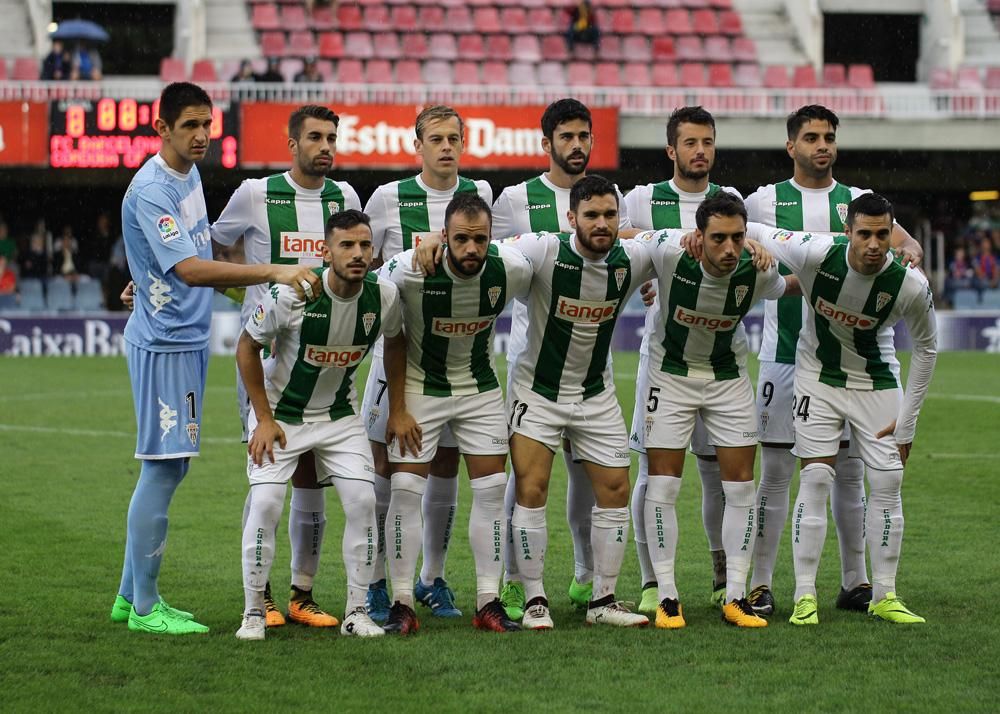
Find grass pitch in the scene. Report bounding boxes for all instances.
[0,351,997,712]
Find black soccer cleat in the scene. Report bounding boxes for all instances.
[836,583,873,611]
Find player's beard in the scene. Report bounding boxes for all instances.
[677,159,711,182]
[333,261,368,284]
[551,148,590,176]
[796,150,834,181]
[299,154,332,178]
[447,250,484,276]
[576,225,616,256]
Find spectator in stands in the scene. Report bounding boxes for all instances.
[0,255,16,296]
[52,224,81,282]
[71,42,102,81]
[0,219,15,261]
[231,59,256,83]
[975,236,999,289]
[83,212,114,283]
[41,40,72,80]
[294,58,323,83]
[566,0,600,52]
[258,58,284,82]
[946,246,975,300]
[19,232,48,280]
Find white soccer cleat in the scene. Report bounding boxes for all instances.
[586,601,650,628]
[341,607,386,638]
[522,597,554,630]
[235,608,266,640]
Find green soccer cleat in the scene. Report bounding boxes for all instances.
[568,578,593,610]
[500,581,526,621]
[128,602,209,635]
[111,595,193,623]
[638,584,659,615]
[868,593,925,624]
[789,595,819,626]
[709,581,726,608]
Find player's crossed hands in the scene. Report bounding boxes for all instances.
[248,416,287,466]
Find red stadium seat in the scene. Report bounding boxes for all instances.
[344,32,375,59]
[718,10,743,36]
[318,32,345,59]
[159,57,186,82]
[622,62,652,87]
[365,59,393,83]
[537,61,566,86]
[336,59,364,83]
[428,33,458,60]
[792,64,818,88]
[637,8,667,36]
[364,5,392,32]
[501,7,529,32]
[711,0,734,8]
[704,36,733,62]
[481,60,509,85]
[665,9,694,35]
[763,65,791,88]
[599,35,623,61]
[445,6,474,33]
[279,58,303,83]
[512,35,542,63]
[457,35,487,61]
[610,9,635,34]
[928,68,953,89]
[423,60,453,85]
[984,67,1000,90]
[372,32,401,59]
[473,7,502,34]
[542,35,570,62]
[651,63,679,87]
[288,31,318,58]
[823,63,846,87]
[595,62,621,86]
[311,6,335,30]
[280,5,308,32]
[692,9,719,35]
[401,32,429,60]
[956,66,983,90]
[392,6,419,31]
[676,36,705,61]
[680,62,706,86]
[0,59,8,81]
[252,4,280,31]
[260,31,287,58]
[394,59,422,84]
[527,7,559,33]
[707,62,733,87]
[567,61,595,86]
[336,4,364,31]
[733,63,762,87]
[453,60,480,84]
[731,37,756,62]
[622,35,652,62]
[190,59,218,82]
[507,61,538,86]
[486,35,513,62]
[415,6,441,31]
[847,63,875,89]
[652,37,676,60]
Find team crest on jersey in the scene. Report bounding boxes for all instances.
[614,268,627,291]
[186,422,200,447]
[488,285,502,307]
[875,291,892,312]
[328,201,341,214]
[644,415,654,439]
[836,203,849,225]
[367,407,380,430]
[157,215,181,243]
[773,230,795,242]
[734,285,749,308]
[362,311,376,335]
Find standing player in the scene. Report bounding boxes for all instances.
[751,193,936,624]
[234,210,400,640]
[743,105,922,617]
[380,194,532,634]
[361,105,493,620]
[638,194,788,629]
[624,106,742,614]
[212,105,361,629]
[113,82,320,635]
[491,98,633,619]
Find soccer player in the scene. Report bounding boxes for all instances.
[491,98,633,619]
[624,106,743,614]
[211,105,361,629]
[742,105,923,617]
[639,193,788,629]
[380,193,532,634]
[750,193,937,624]
[234,210,400,640]
[361,105,493,620]
[113,82,320,635]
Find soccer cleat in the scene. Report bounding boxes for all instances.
[414,577,462,618]
[568,578,593,610]
[366,579,392,624]
[383,602,420,635]
[112,595,194,623]
[499,581,526,621]
[128,602,209,635]
[747,585,775,617]
[868,593,925,624]
[638,583,659,616]
[587,600,650,628]
[709,580,727,608]
[264,582,285,627]
[287,586,339,627]
[788,595,819,626]
[655,598,686,629]
[522,597,554,630]
[341,607,386,638]
[722,598,769,628]
[235,608,266,641]
[836,583,873,612]
[473,599,522,633]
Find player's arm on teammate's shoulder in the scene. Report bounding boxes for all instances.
[890,223,923,269]
[411,232,445,275]
[383,331,422,457]
[744,222,814,273]
[173,256,320,300]
[236,294,286,465]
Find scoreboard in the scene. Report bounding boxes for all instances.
[48,97,239,169]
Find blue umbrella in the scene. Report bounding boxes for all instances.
[50,19,110,42]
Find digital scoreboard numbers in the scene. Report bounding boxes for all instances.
[49,98,238,169]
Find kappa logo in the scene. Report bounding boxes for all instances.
[554,260,581,271]
[156,215,181,243]
[814,296,877,329]
[614,268,627,291]
[875,291,892,312]
[525,203,552,211]
[147,272,173,315]
[734,284,749,308]
[280,232,324,260]
[158,397,177,442]
[304,344,367,368]
[487,285,502,307]
[362,311,376,335]
[773,201,799,207]
[836,202,849,225]
[673,306,739,332]
[399,201,424,208]
[386,258,398,274]
[651,199,678,206]
[266,198,292,205]
[186,422,199,447]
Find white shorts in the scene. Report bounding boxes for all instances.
[246,410,375,486]
[508,382,630,468]
[362,353,456,448]
[758,361,851,447]
[792,376,902,470]
[390,388,509,464]
[630,354,716,457]
[644,370,759,450]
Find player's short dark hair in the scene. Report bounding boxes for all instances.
[158,82,212,129]
[786,104,839,141]
[415,105,464,140]
[666,106,716,147]
[289,105,340,141]
[846,193,894,227]
[445,192,492,230]
[325,209,371,238]
[540,98,592,140]
[695,192,748,233]
[569,174,618,212]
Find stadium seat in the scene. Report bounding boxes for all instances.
[17,278,44,311]
[481,61,509,85]
[394,6,420,31]
[733,63,762,87]
[929,68,953,89]
[159,57,187,82]
[651,37,676,61]
[190,59,218,82]
[336,4,364,31]
[344,32,375,59]
[984,67,1000,90]
[512,35,542,63]
[280,5,308,32]
[288,31,317,57]
[394,59,422,84]
[260,31,287,58]
[665,9,694,35]
[680,62,706,86]
[980,289,1000,308]
[319,32,345,59]
[692,9,720,35]
[956,67,982,90]
[422,60,453,85]
[316,59,334,80]
[445,6,474,33]
[599,36,623,61]
[47,278,74,312]
[622,62,652,87]
[507,61,537,86]
[428,33,458,60]
[622,35,652,63]
[457,35,487,61]
[537,62,566,87]
[708,62,734,87]
[501,7,529,32]
[676,36,705,61]
[793,64,818,88]
[400,32,429,60]
[0,293,17,311]
[310,6,336,30]
[704,36,733,62]
[763,65,791,88]
[527,7,559,33]
[952,288,979,309]
[372,32,401,59]
[595,62,621,87]
[486,35,513,62]
[732,37,756,62]
[651,63,679,87]
[542,35,569,62]
[365,59,393,83]
[567,61,595,86]
[364,4,392,32]
[711,0,734,8]
[610,9,635,34]
[336,59,364,83]
[473,7,502,33]
[823,63,847,87]
[0,59,6,81]
[637,8,667,36]
[718,10,743,35]
[74,281,103,311]
[252,3,281,31]
[453,60,480,84]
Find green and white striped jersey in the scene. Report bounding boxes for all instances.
[245,269,402,423]
[384,244,532,396]
[745,179,869,364]
[365,174,492,260]
[637,229,786,380]
[211,172,361,325]
[508,231,653,403]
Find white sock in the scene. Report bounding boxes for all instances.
[698,457,725,552]
[832,448,869,590]
[242,483,286,612]
[469,473,507,609]
[631,453,655,587]
[511,504,548,602]
[565,453,595,583]
[866,468,905,602]
[387,472,426,608]
[289,487,326,591]
[750,447,796,590]
[502,467,519,581]
[721,480,757,602]
[591,507,629,602]
[419,473,458,586]
[333,479,377,612]
[792,463,835,600]
[644,474,682,601]
[371,473,390,583]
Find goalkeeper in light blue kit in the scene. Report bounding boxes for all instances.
[110,82,320,635]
